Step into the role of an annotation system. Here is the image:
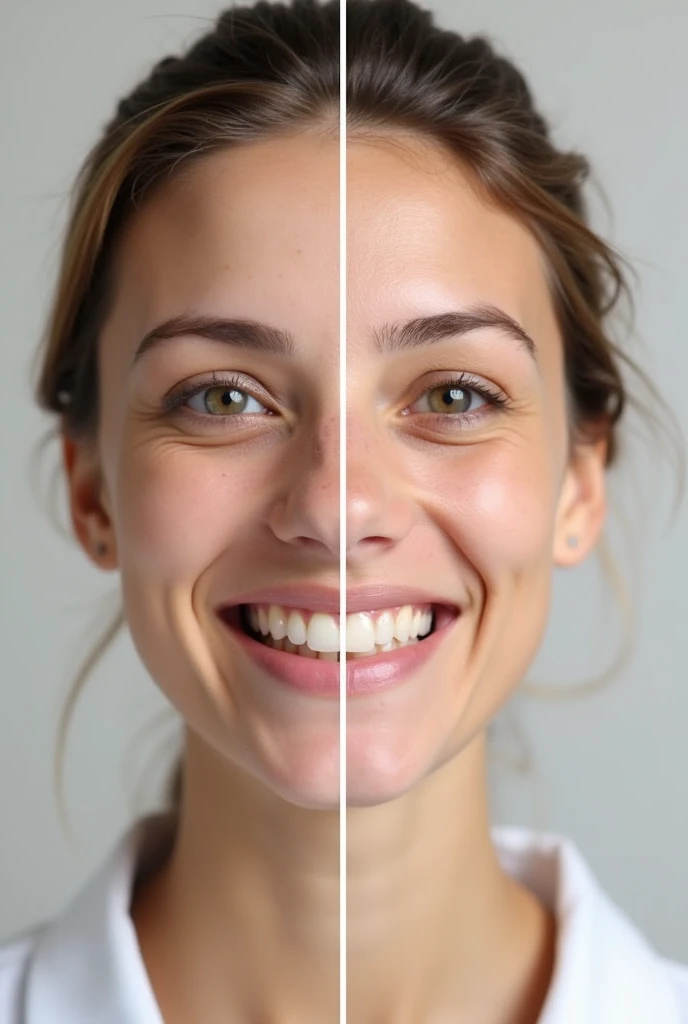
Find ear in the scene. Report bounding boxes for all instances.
[62,434,119,571]
[553,437,608,567]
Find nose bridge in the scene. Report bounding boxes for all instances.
[266,413,340,555]
[346,415,384,503]
[295,412,340,516]
[346,413,415,554]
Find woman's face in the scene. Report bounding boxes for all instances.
[65,133,605,811]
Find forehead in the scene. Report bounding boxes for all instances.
[107,135,339,339]
[347,136,558,347]
[104,132,559,368]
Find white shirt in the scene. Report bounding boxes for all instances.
[1,816,687,1022]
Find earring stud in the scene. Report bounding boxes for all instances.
[95,541,108,557]
[566,535,579,549]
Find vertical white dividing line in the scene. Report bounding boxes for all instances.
[339,0,347,1021]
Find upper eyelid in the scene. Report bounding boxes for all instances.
[408,373,507,404]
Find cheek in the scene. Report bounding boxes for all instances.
[428,441,558,576]
[110,439,267,580]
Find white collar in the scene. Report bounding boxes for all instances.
[24,817,170,1024]
[492,826,682,1023]
[22,816,682,1023]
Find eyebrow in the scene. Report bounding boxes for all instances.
[373,303,538,363]
[133,315,295,363]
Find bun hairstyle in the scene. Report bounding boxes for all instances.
[35,0,679,818]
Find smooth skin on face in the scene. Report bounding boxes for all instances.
[63,133,605,1022]
[345,135,606,805]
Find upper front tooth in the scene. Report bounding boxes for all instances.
[257,607,270,635]
[346,612,376,653]
[307,612,340,652]
[393,605,413,643]
[286,610,307,646]
[374,610,394,646]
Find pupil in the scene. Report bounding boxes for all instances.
[434,386,469,413]
[206,387,245,413]
[222,389,242,406]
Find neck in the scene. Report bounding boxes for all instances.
[132,731,555,1024]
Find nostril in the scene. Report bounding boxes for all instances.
[346,536,395,557]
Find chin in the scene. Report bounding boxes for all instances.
[256,746,342,812]
[344,740,435,808]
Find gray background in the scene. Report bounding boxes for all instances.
[1,0,686,961]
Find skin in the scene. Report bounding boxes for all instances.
[64,132,607,1023]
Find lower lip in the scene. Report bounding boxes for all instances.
[217,606,458,698]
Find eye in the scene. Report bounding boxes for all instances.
[407,374,507,418]
[162,372,274,422]
[185,383,269,416]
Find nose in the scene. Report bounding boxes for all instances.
[345,421,415,566]
[267,417,416,564]
[266,417,340,560]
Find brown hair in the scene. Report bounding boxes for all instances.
[35,0,681,819]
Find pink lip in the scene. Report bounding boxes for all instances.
[216,603,459,698]
[346,612,457,695]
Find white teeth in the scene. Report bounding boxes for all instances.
[243,602,436,657]
[268,605,288,640]
[307,612,340,653]
[393,605,412,643]
[286,610,307,646]
[374,610,394,646]
[346,612,377,653]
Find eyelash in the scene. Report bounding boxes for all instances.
[161,371,508,428]
[407,373,510,422]
[163,372,271,421]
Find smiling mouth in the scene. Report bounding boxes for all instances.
[223,602,449,661]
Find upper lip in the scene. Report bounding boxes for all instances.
[217,584,460,616]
